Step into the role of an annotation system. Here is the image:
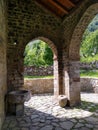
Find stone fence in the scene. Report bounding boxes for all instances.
[24,62,98,76]
[24,77,98,94]
[80,61,98,70]
[81,77,98,93]
[24,66,53,76]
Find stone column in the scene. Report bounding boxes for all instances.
[58,64,64,95]
[54,57,59,96]
[63,59,70,99]
[68,61,81,106]
[54,49,64,97]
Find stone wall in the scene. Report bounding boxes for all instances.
[0,1,7,129]
[24,78,53,94]
[24,62,98,76]
[7,0,60,96]
[81,77,98,93]
[23,78,98,94]
[80,62,98,70]
[24,66,53,76]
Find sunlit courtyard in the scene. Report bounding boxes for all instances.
[2,93,98,130]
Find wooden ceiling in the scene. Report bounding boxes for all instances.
[36,0,81,19]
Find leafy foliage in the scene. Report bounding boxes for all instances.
[80,14,98,62]
[24,40,53,66]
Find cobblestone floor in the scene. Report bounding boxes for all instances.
[2,93,98,130]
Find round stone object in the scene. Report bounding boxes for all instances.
[58,95,67,107]
[7,90,31,104]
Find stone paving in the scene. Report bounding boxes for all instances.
[2,93,98,130]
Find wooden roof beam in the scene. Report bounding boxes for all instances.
[41,0,68,14]
[55,0,75,10]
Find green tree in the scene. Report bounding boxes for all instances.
[24,40,53,66]
[80,30,98,62]
[80,14,98,62]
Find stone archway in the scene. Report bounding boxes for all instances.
[69,3,98,60]
[69,3,98,106]
[23,36,59,97]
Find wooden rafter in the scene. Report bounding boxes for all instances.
[36,0,81,19]
[47,0,69,14]
[55,0,75,10]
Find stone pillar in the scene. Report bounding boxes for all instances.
[58,62,64,95]
[68,61,81,106]
[63,59,70,99]
[54,49,64,97]
[54,57,59,96]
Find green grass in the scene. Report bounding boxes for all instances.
[76,101,98,112]
[24,70,98,79]
[24,75,54,79]
[80,70,98,77]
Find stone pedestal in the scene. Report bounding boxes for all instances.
[6,90,31,116]
[7,102,24,116]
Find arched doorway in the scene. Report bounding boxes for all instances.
[69,3,98,105]
[80,14,98,92]
[23,37,59,96]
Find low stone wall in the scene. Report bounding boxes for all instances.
[24,78,54,94]
[80,77,98,93]
[24,78,98,94]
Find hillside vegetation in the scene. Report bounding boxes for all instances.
[80,14,98,62]
[24,40,53,66]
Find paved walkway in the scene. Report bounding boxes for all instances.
[2,93,98,130]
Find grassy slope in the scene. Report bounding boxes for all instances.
[24,70,98,79]
[24,75,53,79]
[80,70,98,78]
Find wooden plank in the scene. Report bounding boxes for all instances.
[36,0,69,18]
[42,0,69,15]
[55,0,75,9]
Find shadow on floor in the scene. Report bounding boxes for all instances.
[2,94,98,130]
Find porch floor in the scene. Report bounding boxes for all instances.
[2,93,98,130]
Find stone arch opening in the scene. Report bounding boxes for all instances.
[80,14,98,93]
[23,36,59,96]
[68,3,98,105]
[69,3,98,60]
